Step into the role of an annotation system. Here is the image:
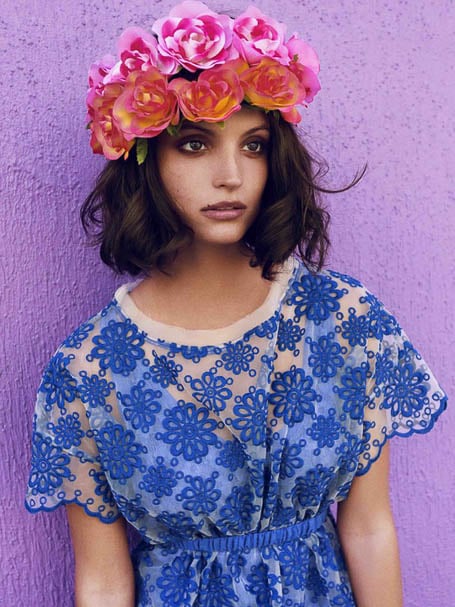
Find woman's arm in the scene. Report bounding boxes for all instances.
[337,443,403,607]
[66,504,135,607]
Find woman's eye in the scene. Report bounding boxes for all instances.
[243,140,266,153]
[179,140,206,152]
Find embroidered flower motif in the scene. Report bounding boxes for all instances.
[277,441,304,479]
[216,440,247,472]
[221,340,257,375]
[139,457,178,499]
[218,486,257,533]
[291,464,334,508]
[382,358,429,417]
[198,560,239,607]
[62,321,94,349]
[306,565,328,599]
[269,366,319,426]
[159,402,218,462]
[178,472,221,515]
[337,433,363,474]
[90,469,117,507]
[334,364,368,420]
[113,492,148,522]
[189,370,232,413]
[119,383,162,432]
[307,410,342,449]
[231,388,267,445]
[40,352,77,413]
[47,413,84,450]
[90,320,145,376]
[150,351,182,388]
[291,274,344,324]
[95,423,145,483]
[362,292,400,340]
[227,551,247,583]
[278,539,310,590]
[78,372,113,408]
[340,309,370,347]
[245,562,280,605]
[307,333,345,382]
[277,317,304,352]
[28,433,73,495]
[156,510,200,541]
[373,349,395,386]
[156,554,198,605]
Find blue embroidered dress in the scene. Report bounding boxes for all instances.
[26,257,447,606]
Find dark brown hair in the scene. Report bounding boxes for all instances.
[81,110,366,280]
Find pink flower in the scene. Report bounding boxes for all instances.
[239,57,307,123]
[117,27,179,76]
[233,6,289,65]
[169,61,244,122]
[288,61,321,103]
[113,67,179,139]
[285,34,320,74]
[152,1,238,72]
[89,82,134,160]
[87,55,116,116]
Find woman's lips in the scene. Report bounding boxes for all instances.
[200,201,246,220]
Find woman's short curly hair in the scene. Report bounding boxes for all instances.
[81,110,366,280]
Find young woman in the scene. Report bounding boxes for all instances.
[25,3,447,606]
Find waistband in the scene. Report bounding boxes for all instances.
[161,508,329,553]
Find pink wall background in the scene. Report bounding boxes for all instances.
[1,1,453,605]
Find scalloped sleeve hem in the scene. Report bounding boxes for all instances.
[24,496,121,524]
[356,394,447,476]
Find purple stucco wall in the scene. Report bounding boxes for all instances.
[1,1,453,605]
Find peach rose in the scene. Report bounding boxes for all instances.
[239,57,306,116]
[169,62,244,122]
[113,68,179,140]
[89,82,134,160]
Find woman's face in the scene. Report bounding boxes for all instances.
[156,107,269,248]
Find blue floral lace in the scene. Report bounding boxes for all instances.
[26,259,447,606]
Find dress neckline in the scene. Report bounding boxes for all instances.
[114,256,299,347]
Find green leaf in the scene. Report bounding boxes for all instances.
[136,139,148,165]
[166,124,180,136]
[217,121,225,129]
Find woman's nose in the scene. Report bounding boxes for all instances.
[212,150,243,189]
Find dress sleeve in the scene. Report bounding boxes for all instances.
[356,297,448,476]
[25,352,120,522]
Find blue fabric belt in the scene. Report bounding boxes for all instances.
[163,509,329,552]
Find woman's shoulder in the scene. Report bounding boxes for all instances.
[43,294,128,379]
[290,259,392,323]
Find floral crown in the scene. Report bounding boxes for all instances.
[87,1,321,163]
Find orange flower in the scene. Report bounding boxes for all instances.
[113,67,179,139]
[169,62,244,122]
[239,57,306,115]
[89,83,134,160]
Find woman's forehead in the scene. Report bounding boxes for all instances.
[179,110,269,134]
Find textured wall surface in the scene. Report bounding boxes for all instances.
[1,1,453,606]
